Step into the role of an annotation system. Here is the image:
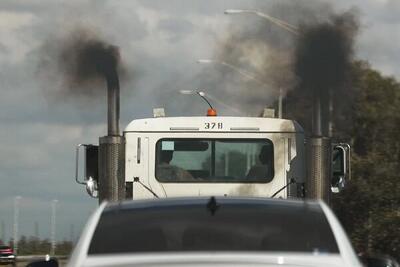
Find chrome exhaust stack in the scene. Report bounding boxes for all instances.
[306,92,331,203]
[98,69,125,203]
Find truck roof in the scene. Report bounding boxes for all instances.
[124,116,304,133]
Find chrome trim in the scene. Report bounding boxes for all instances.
[230,127,260,131]
[169,127,199,131]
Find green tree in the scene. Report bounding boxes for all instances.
[18,236,29,255]
[7,236,73,256]
[40,239,51,254]
[27,236,41,255]
[55,240,73,256]
[332,62,400,260]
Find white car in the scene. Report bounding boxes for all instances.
[60,197,364,267]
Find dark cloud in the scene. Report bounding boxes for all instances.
[370,0,400,24]
[0,43,8,54]
[157,18,195,42]
[137,0,240,15]
[0,0,57,14]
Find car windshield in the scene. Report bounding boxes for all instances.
[155,139,274,183]
[88,200,339,255]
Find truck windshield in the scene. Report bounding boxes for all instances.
[155,139,274,183]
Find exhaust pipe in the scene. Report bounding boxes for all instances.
[106,69,120,136]
[306,91,331,203]
[306,136,331,203]
[98,69,125,203]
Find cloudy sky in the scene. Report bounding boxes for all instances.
[0,0,399,242]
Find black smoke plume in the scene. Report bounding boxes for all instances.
[58,29,122,94]
[294,11,359,96]
[287,10,359,135]
[199,1,358,118]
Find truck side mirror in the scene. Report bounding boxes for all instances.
[85,145,99,182]
[75,144,99,198]
[331,143,351,193]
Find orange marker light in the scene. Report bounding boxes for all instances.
[207,108,217,116]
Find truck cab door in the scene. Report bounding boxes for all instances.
[126,134,162,199]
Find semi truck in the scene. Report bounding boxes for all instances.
[73,56,350,203]
[75,107,350,202]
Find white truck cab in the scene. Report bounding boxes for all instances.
[124,116,305,199]
[76,113,349,201]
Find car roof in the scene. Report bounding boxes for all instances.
[104,197,322,214]
[83,253,345,267]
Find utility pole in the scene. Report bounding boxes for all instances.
[50,200,58,255]
[328,89,333,137]
[1,221,5,243]
[70,224,75,243]
[34,221,39,239]
[13,196,21,254]
[278,88,283,118]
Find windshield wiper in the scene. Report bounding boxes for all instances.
[133,177,159,198]
[271,178,296,198]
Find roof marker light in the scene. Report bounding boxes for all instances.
[207,108,217,116]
